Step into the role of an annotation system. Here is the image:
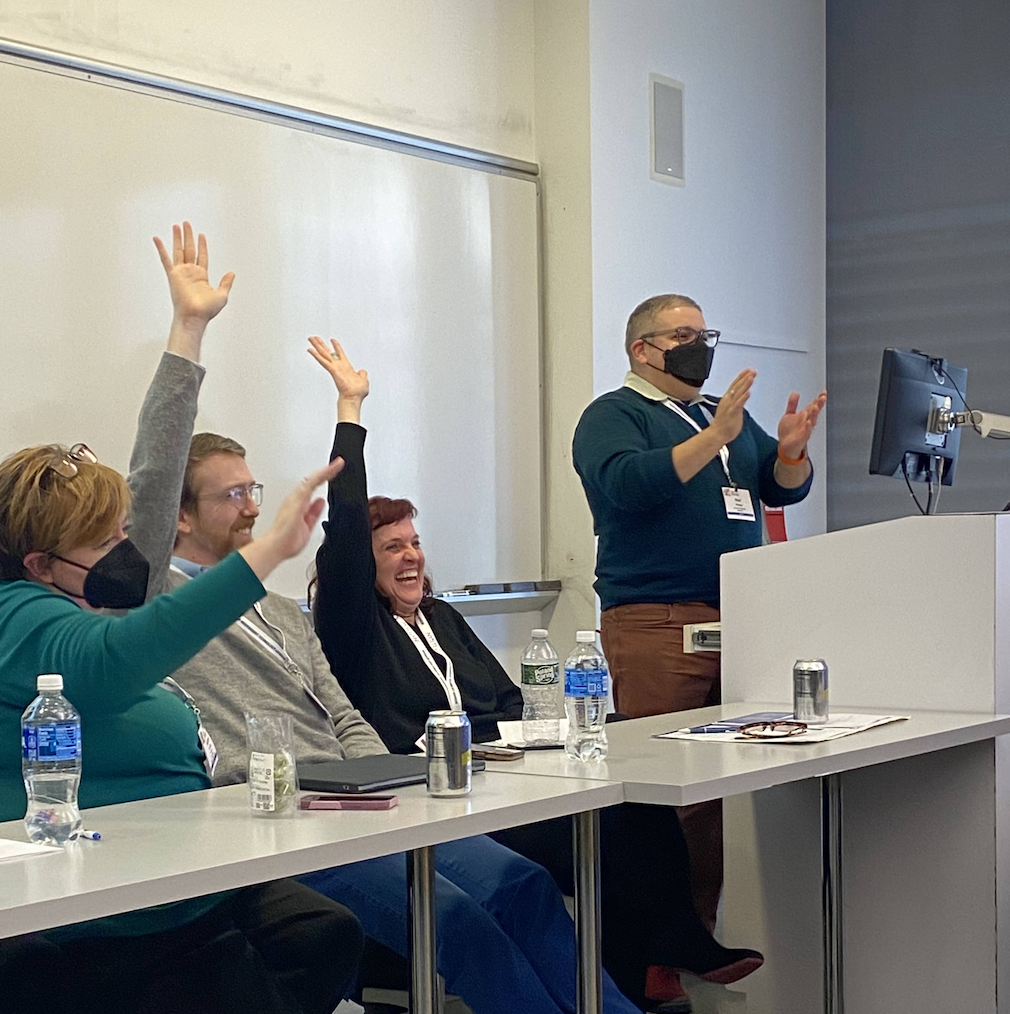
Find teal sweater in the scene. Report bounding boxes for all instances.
[573,386,813,610]
[0,551,265,936]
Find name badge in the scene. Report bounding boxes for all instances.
[198,724,219,778]
[723,486,756,522]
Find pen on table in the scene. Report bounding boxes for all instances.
[679,725,737,735]
[80,830,102,841]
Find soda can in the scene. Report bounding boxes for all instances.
[426,711,472,797]
[793,659,829,725]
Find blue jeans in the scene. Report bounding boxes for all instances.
[299,834,639,1014]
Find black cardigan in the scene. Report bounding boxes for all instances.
[313,423,523,754]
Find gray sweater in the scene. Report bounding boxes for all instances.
[127,353,387,786]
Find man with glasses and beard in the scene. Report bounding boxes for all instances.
[572,293,826,935]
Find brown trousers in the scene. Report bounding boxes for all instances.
[601,601,722,930]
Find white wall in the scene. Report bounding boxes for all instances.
[588,0,827,538]
[0,0,536,162]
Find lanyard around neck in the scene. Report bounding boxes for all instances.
[663,399,734,487]
[394,610,462,712]
[169,565,332,721]
[236,605,334,720]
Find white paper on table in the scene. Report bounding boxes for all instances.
[657,713,909,744]
[0,838,62,862]
[494,720,570,748]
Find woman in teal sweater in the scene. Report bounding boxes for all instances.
[0,224,359,1014]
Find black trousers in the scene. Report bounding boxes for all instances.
[491,802,713,1009]
[0,879,363,1014]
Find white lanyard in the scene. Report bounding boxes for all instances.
[158,676,219,777]
[394,610,463,712]
[664,399,735,487]
[169,565,332,722]
[236,606,334,721]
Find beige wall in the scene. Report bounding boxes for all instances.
[0,0,536,161]
[533,0,599,639]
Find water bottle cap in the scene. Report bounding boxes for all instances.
[37,673,64,692]
[531,629,549,638]
[575,630,596,643]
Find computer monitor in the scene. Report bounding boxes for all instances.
[869,347,968,487]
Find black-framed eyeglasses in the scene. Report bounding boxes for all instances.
[46,443,98,479]
[198,483,264,508]
[738,720,807,740]
[639,327,721,349]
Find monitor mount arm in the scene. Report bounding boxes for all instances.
[929,401,1010,440]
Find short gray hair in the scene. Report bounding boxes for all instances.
[625,294,703,356]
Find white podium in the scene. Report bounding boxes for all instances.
[718,514,1010,1014]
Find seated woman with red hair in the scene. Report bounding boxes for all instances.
[308,337,764,1014]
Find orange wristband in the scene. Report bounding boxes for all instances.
[777,447,807,467]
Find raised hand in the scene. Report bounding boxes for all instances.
[153,221,235,325]
[307,336,370,402]
[711,369,757,445]
[240,458,345,579]
[777,390,827,460]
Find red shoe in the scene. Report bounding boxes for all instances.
[676,947,764,985]
[646,966,692,1014]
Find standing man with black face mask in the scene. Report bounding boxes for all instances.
[572,293,826,928]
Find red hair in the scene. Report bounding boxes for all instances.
[369,496,433,600]
[368,496,417,531]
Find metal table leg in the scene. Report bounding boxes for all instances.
[822,774,844,1014]
[573,809,603,1014]
[408,845,442,1014]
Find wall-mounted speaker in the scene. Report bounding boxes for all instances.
[650,73,685,187]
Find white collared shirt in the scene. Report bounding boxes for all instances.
[622,370,712,407]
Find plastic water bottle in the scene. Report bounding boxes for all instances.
[564,632,609,762]
[22,674,82,845]
[520,629,561,746]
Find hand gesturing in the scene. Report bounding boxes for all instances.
[307,336,370,402]
[778,390,828,460]
[153,221,235,324]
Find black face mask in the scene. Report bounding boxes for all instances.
[647,339,716,388]
[51,539,150,609]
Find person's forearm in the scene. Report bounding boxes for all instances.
[773,455,813,489]
[165,316,209,363]
[671,427,730,483]
[337,396,363,425]
[240,536,287,581]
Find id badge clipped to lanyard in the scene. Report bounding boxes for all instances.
[159,676,219,778]
[664,400,756,523]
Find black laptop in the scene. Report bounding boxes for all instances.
[297,754,485,794]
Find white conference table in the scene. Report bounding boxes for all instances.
[489,702,1010,1014]
[4,705,1008,1014]
[0,771,624,1014]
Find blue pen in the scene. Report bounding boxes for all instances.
[80,830,102,841]
[681,724,738,734]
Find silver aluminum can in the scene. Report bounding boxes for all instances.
[793,659,829,724]
[426,710,472,797]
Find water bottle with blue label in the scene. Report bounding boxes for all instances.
[22,673,82,845]
[564,631,609,761]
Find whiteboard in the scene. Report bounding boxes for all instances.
[0,58,542,599]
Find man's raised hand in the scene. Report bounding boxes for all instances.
[154,221,235,326]
[777,390,827,460]
[711,369,757,446]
